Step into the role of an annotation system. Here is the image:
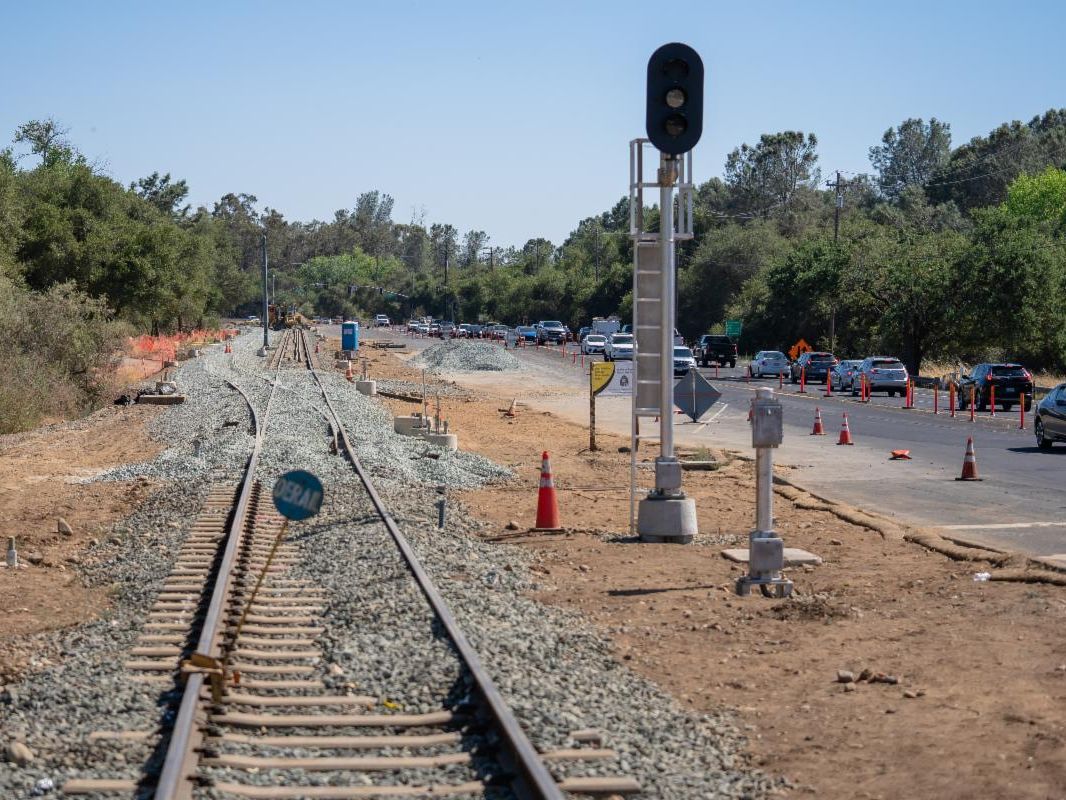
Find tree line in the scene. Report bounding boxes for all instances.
[1,108,1064,433]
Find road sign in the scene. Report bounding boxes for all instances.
[725,319,742,338]
[272,470,324,521]
[591,361,633,396]
[674,368,721,422]
[788,338,812,361]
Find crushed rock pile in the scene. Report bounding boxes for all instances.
[415,340,522,373]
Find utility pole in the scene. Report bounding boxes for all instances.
[826,170,846,353]
[259,233,269,355]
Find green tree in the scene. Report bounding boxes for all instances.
[869,117,951,200]
[724,131,820,215]
[1004,166,1066,227]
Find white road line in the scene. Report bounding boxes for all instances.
[940,521,1066,530]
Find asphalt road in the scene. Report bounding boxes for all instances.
[355,330,1066,560]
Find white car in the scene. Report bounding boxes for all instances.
[605,333,634,361]
[673,345,697,376]
[374,314,390,327]
[582,334,607,355]
[750,350,789,378]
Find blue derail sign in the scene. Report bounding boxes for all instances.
[272,470,324,521]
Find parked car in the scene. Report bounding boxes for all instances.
[577,326,591,341]
[673,345,697,376]
[1034,382,1066,449]
[789,351,837,384]
[581,334,607,355]
[694,335,737,368]
[851,357,908,396]
[957,363,1035,412]
[456,324,473,338]
[516,325,537,343]
[830,359,864,391]
[750,350,789,378]
[605,333,634,361]
[535,320,568,345]
[374,314,390,327]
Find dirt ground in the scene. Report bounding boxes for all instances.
[0,404,162,683]
[354,337,1066,800]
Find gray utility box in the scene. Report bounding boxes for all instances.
[749,535,784,573]
[751,395,783,448]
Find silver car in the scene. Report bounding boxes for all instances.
[830,359,864,391]
[750,350,789,378]
[852,357,909,396]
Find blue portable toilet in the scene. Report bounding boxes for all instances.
[341,320,359,353]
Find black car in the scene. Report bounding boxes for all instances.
[957,363,1034,412]
[1035,383,1066,449]
[694,335,737,368]
[789,351,837,384]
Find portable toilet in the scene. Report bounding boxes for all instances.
[341,320,359,353]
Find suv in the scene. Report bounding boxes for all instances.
[957,363,1034,412]
[851,356,907,396]
[789,351,837,384]
[374,314,390,327]
[1035,383,1066,449]
[605,332,634,361]
[535,320,568,345]
[694,335,737,368]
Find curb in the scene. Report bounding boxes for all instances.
[736,461,1066,581]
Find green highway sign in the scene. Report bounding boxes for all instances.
[725,320,742,338]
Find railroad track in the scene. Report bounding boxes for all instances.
[63,329,638,799]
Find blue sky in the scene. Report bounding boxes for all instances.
[2,1,1064,247]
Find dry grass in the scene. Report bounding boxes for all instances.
[921,358,1065,387]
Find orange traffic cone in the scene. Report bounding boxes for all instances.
[505,398,517,418]
[956,437,981,481]
[345,363,354,382]
[837,412,854,445]
[535,451,561,530]
[811,407,826,435]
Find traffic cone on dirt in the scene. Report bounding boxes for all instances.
[505,397,517,418]
[535,451,561,530]
[811,407,826,435]
[345,363,354,382]
[837,412,854,445]
[956,437,981,481]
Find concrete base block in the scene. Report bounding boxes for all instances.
[394,415,429,437]
[335,359,350,370]
[721,547,823,566]
[356,379,377,396]
[637,496,698,544]
[424,432,458,452]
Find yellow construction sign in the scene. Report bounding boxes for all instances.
[788,338,812,361]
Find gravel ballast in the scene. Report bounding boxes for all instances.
[0,331,775,799]
[415,341,522,373]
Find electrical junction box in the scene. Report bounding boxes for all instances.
[751,397,783,448]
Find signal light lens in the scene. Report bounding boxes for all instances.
[663,58,689,80]
[665,88,686,108]
[664,114,687,137]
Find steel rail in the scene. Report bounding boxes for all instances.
[298,330,564,800]
[154,331,288,800]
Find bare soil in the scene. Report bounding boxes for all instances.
[354,336,1066,800]
[0,404,163,683]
